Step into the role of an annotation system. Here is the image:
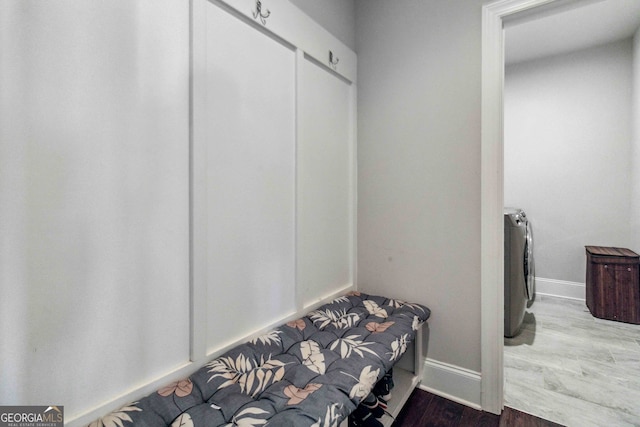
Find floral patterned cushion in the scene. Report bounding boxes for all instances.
[88,292,430,427]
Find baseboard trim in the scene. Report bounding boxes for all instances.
[420,358,482,410]
[535,277,585,301]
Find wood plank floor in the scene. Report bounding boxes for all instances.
[504,295,640,426]
[392,389,564,427]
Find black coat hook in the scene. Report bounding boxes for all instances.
[329,50,339,69]
[253,0,271,25]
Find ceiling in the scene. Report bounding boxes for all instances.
[505,0,640,65]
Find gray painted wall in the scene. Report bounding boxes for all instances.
[355,0,488,373]
[288,0,356,51]
[505,40,635,284]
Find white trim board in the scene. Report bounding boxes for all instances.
[420,358,482,410]
[535,277,586,301]
[481,0,560,415]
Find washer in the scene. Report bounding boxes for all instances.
[504,207,534,338]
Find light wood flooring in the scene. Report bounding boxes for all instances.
[504,294,640,426]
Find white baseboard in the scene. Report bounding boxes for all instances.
[535,277,585,301]
[419,358,482,410]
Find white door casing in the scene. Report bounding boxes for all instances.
[481,0,559,414]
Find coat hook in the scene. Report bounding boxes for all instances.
[329,50,339,69]
[253,0,271,25]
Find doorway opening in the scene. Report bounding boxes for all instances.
[482,0,640,420]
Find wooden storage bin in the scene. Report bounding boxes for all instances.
[585,246,640,324]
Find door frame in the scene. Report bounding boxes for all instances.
[480,0,559,414]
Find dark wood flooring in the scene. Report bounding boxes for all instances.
[392,389,564,427]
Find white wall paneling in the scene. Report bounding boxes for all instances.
[212,0,356,83]
[192,0,357,358]
[199,0,297,355]
[191,0,209,362]
[0,0,355,424]
[298,55,356,307]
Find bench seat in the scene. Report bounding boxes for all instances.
[88,292,430,427]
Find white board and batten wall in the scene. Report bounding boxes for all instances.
[0,0,356,425]
[191,0,357,359]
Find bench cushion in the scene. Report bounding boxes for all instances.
[88,292,430,427]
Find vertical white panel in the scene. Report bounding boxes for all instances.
[298,57,354,306]
[203,2,296,351]
[191,0,209,363]
[0,0,190,418]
